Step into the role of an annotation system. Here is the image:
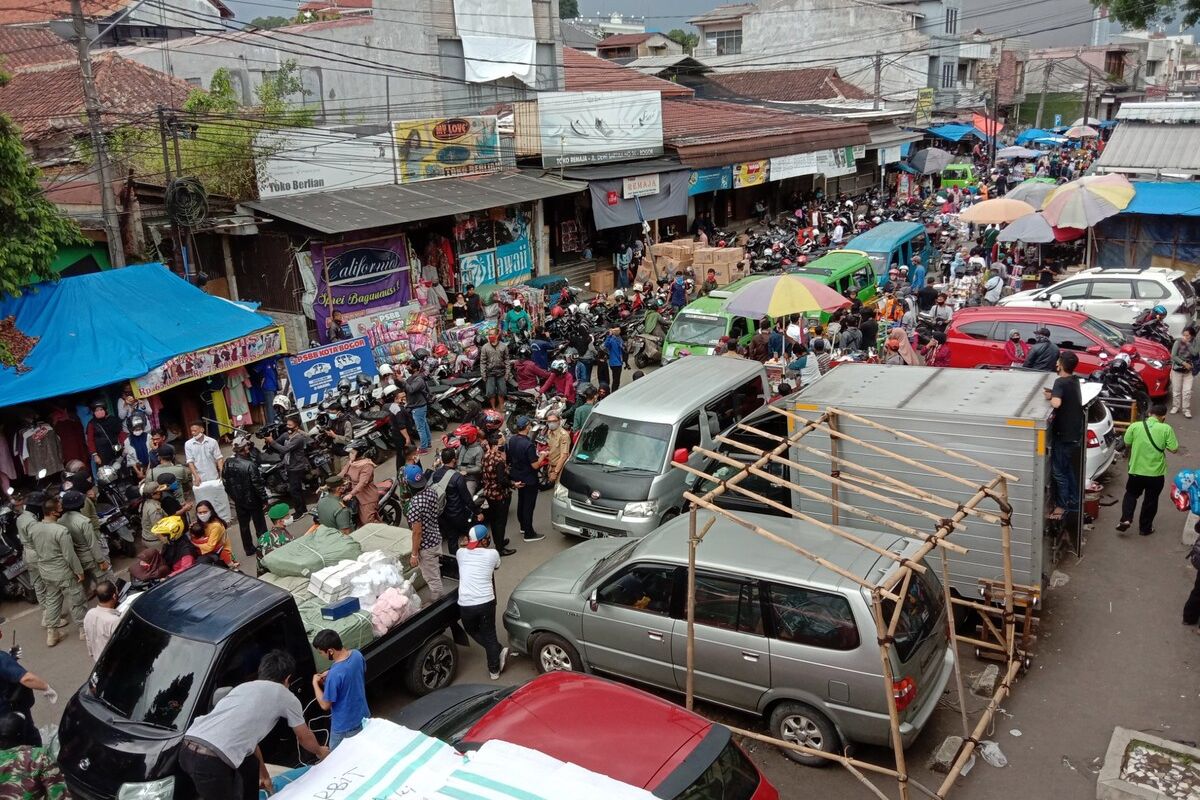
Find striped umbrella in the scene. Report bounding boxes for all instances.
[1041,174,1134,229]
[723,275,850,319]
[958,197,1035,225]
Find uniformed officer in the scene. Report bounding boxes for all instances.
[11,490,46,610]
[60,490,111,588]
[29,496,86,647]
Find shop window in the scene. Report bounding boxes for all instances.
[714,28,742,55]
[941,63,955,89]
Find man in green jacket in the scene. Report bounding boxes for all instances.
[316,476,354,535]
[29,496,86,647]
[1118,401,1179,536]
[60,490,111,587]
[12,490,46,610]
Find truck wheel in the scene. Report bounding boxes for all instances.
[530,633,581,674]
[769,702,839,767]
[404,634,457,695]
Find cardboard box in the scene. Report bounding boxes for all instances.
[590,269,615,294]
[693,247,718,265]
[650,243,674,257]
[672,238,697,252]
[656,255,681,274]
[714,246,744,265]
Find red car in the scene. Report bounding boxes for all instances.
[944,306,1171,396]
[394,672,780,800]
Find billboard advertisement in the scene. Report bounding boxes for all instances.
[391,116,503,184]
[770,147,858,181]
[733,160,769,188]
[131,327,286,398]
[285,337,378,406]
[311,235,413,343]
[539,91,663,167]
[256,128,394,198]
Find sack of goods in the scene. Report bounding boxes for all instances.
[370,583,423,636]
[309,560,370,604]
[261,526,364,577]
[350,523,427,591]
[297,597,375,670]
[348,552,406,611]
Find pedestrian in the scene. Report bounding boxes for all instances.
[670,271,688,311]
[456,425,486,498]
[0,628,56,747]
[59,489,111,586]
[604,327,625,392]
[152,443,192,506]
[544,412,570,485]
[464,283,484,324]
[1170,325,1199,418]
[29,496,86,647]
[1118,401,1178,535]
[859,310,880,350]
[221,437,268,557]
[86,399,124,468]
[327,310,352,341]
[184,421,223,485]
[191,501,236,568]
[404,362,433,454]
[1044,352,1084,519]
[259,503,294,557]
[456,524,508,680]
[341,443,379,526]
[316,476,354,535]
[924,331,952,367]
[11,491,46,613]
[480,430,514,557]
[573,385,598,431]
[431,449,481,556]
[82,579,120,663]
[266,416,310,514]
[178,650,328,800]
[508,416,546,544]
[813,340,832,374]
[504,298,531,338]
[480,329,509,413]
[404,464,444,600]
[910,256,927,292]
[748,320,771,362]
[0,712,66,793]
[140,476,190,546]
[311,630,369,749]
[1003,329,1027,366]
[385,387,417,455]
[1022,327,1059,371]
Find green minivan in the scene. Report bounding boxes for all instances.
[662,276,770,362]
[940,162,978,189]
[788,249,878,320]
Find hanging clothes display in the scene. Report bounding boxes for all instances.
[49,407,88,465]
[204,374,231,437]
[0,432,16,485]
[224,367,253,430]
[21,422,64,476]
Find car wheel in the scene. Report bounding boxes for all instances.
[530,633,581,674]
[769,702,839,767]
[404,634,458,695]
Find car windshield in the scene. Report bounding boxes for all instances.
[585,540,638,587]
[574,415,671,473]
[669,313,727,346]
[673,739,761,800]
[882,566,944,662]
[1081,317,1128,349]
[427,686,519,745]
[864,253,887,276]
[90,613,214,730]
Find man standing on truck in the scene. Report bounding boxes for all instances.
[1118,401,1179,536]
[1044,353,1084,519]
[179,650,329,800]
[311,630,369,749]
[404,465,444,600]
[316,476,354,535]
[457,525,508,681]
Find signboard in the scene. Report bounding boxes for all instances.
[852,144,867,158]
[622,174,660,199]
[878,145,903,165]
[131,327,286,398]
[769,147,857,181]
[733,160,769,188]
[312,235,412,343]
[1053,113,1062,127]
[915,88,935,124]
[349,304,441,366]
[688,166,732,196]
[539,91,664,167]
[459,237,534,288]
[391,116,503,184]
[256,128,394,198]
[285,337,378,406]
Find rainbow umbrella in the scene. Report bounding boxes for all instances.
[958,197,1035,225]
[723,275,850,319]
[1041,174,1134,229]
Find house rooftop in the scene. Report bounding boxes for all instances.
[701,67,869,103]
[687,3,756,25]
[563,46,695,98]
[0,0,231,24]
[0,27,74,69]
[595,32,654,49]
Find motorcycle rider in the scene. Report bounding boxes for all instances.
[266,416,311,515]
[643,298,666,340]
[512,345,550,393]
[151,444,192,507]
[222,437,269,557]
[324,401,355,474]
[316,476,354,535]
[59,490,111,588]
[86,400,125,468]
[140,476,191,546]
[453,424,485,497]
[504,298,531,339]
[29,496,86,647]
[480,330,510,413]
[928,293,954,328]
[539,359,577,404]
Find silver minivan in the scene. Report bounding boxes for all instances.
[504,512,954,764]
[552,356,769,540]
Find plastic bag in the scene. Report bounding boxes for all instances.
[979,740,1007,768]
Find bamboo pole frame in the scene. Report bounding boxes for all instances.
[673,404,1027,800]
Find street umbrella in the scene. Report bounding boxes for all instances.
[995,212,1076,244]
[997,146,1040,160]
[1006,177,1058,207]
[909,147,955,175]
[723,275,850,319]
[958,197,1035,225]
[1041,174,1134,229]
[1069,117,1102,127]
[1064,124,1099,139]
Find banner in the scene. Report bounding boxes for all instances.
[256,128,394,198]
[915,88,935,124]
[539,91,664,167]
[733,160,769,188]
[688,166,732,196]
[130,327,286,398]
[622,174,660,199]
[456,205,534,287]
[392,116,503,184]
[285,337,378,406]
[312,235,412,344]
[769,147,858,181]
[349,304,442,365]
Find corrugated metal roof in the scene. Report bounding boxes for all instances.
[868,127,924,149]
[624,54,701,73]
[1096,122,1200,175]
[1115,101,1200,123]
[242,171,586,235]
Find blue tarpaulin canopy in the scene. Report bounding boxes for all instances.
[1124,181,1200,217]
[0,263,276,407]
[925,124,987,142]
[1015,128,1054,145]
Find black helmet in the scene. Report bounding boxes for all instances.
[61,489,86,512]
[347,438,370,453]
[413,348,430,361]
[516,345,532,360]
[337,378,351,391]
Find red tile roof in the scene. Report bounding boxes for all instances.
[703,68,869,102]
[0,0,230,24]
[563,47,694,98]
[595,32,653,49]
[0,52,193,142]
[0,26,74,69]
[297,0,371,12]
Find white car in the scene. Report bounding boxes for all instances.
[334,354,362,369]
[1081,382,1117,482]
[303,362,331,379]
[999,267,1196,338]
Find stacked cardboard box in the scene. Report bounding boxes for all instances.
[590,269,615,294]
[693,247,719,265]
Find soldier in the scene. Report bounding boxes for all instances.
[151,444,192,507]
[11,490,46,611]
[59,490,111,588]
[29,497,86,647]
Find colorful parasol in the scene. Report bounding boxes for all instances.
[1040,174,1134,229]
[995,212,1084,244]
[1005,178,1058,207]
[957,197,1035,225]
[723,275,851,319]
[1064,124,1099,139]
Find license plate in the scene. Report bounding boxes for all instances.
[579,527,604,539]
[4,562,25,580]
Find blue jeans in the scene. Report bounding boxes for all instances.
[411,404,431,449]
[263,390,277,425]
[1050,441,1079,512]
[329,725,362,750]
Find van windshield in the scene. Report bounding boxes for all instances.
[574,415,671,473]
[669,313,727,346]
[883,567,944,663]
[90,614,214,730]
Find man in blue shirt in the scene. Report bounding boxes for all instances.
[669,271,687,310]
[0,625,55,747]
[507,416,546,543]
[909,256,927,295]
[311,630,369,749]
[604,327,626,392]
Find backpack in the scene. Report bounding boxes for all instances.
[431,469,456,516]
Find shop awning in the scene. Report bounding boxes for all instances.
[868,127,924,150]
[242,171,586,235]
[1124,181,1200,216]
[925,123,988,142]
[1096,123,1200,176]
[0,263,276,408]
[560,157,686,181]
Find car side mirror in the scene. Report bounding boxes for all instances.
[588,589,598,612]
[1086,345,1102,355]
[672,448,690,464]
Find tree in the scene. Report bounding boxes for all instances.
[1099,0,1200,28]
[0,70,83,295]
[559,0,579,19]
[248,15,290,28]
[667,28,699,55]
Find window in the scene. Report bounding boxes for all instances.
[675,740,761,800]
[1135,280,1170,300]
[766,584,860,650]
[1046,324,1087,352]
[211,614,294,698]
[957,62,968,85]
[1145,60,1158,77]
[693,575,763,634]
[704,376,766,432]
[911,232,927,257]
[957,320,996,340]
[675,412,703,453]
[1105,51,1125,80]
[942,62,955,89]
[714,28,742,55]
[1050,281,1090,300]
[1087,280,1134,300]
[575,415,672,473]
[728,317,749,341]
[1003,321,1043,344]
[852,267,874,292]
[944,7,958,34]
[598,565,677,615]
[880,568,944,663]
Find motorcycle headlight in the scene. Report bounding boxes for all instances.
[505,598,521,619]
[553,482,569,501]
[1145,358,1164,369]
[624,500,658,519]
[119,777,175,800]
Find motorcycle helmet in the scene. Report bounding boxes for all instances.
[61,490,85,512]
[338,377,351,391]
[482,409,504,432]
[151,515,185,542]
[551,305,565,319]
[568,303,579,315]
[413,348,430,361]
[551,358,568,373]
[383,384,399,397]
[516,345,533,360]
[378,363,393,375]
[432,343,450,359]
[347,438,370,454]
[453,423,480,445]
[613,289,626,299]
[272,394,292,412]
[797,255,808,266]
[563,346,579,361]
[1153,304,1168,317]
[231,435,252,450]
[1048,293,1063,309]
[97,465,118,485]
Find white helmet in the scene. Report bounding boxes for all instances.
[378,363,393,375]
[568,303,579,314]
[845,199,854,208]
[382,384,399,397]
[613,288,626,299]
[551,358,568,373]
[272,394,292,412]
[1049,293,1063,309]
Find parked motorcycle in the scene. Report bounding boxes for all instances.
[95,464,142,557]
[0,497,36,603]
[1131,308,1174,350]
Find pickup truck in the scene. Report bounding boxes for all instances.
[57,561,465,800]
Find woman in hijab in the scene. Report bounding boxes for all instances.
[886,327,924,366]
[130,548,169,582]
[1003,329,1027,365]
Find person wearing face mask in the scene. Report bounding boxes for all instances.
[86,400,125,468]
[265,417,311,514]
[544,413,570,485]
[191,501,236,568]
[185,421,224,484]
[480,431,514,557]
[259,503,294,557]
[479,330,509,413]
[222,438,268,558]
[1003,329,1027,366]
[928,293,953,328]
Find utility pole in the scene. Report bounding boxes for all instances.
[990,46,1001,170]
[873,51,882,111]
[1034,61,1053,128]
[71,0,125,267]
[156,105,184,276]
[1083,71,1093,127]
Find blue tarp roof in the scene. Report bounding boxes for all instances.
[1125,182,1200,217]
[1015,128,1054,144]
[0,263,276,407]
[926,124,987,142]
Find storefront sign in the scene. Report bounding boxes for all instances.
[769,147,857,181]
[130,326,286,398]
[852,144,867,158]
[606,190,619,206]
[688,166,732,196]
[539,91,664,167]
[285,337,378,406]
[622,174,660,199]
[312,235,412,344]
[459,237,534,288]
[256,128,395,198]
[733,160,769,188]
[391,116,504,184]
[915,88,935,124]
[878,145,903,165]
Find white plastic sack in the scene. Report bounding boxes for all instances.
[308,560,368,604]
[193,479,231,523]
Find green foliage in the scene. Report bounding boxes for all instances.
[1098,0,1200,28]
[249,15,290,28]
[666,28,699,54]
[559,0,579,18]
[0,109,84,295]
[106,60,315,201]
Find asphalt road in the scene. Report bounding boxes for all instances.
[9,404,1200,800]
